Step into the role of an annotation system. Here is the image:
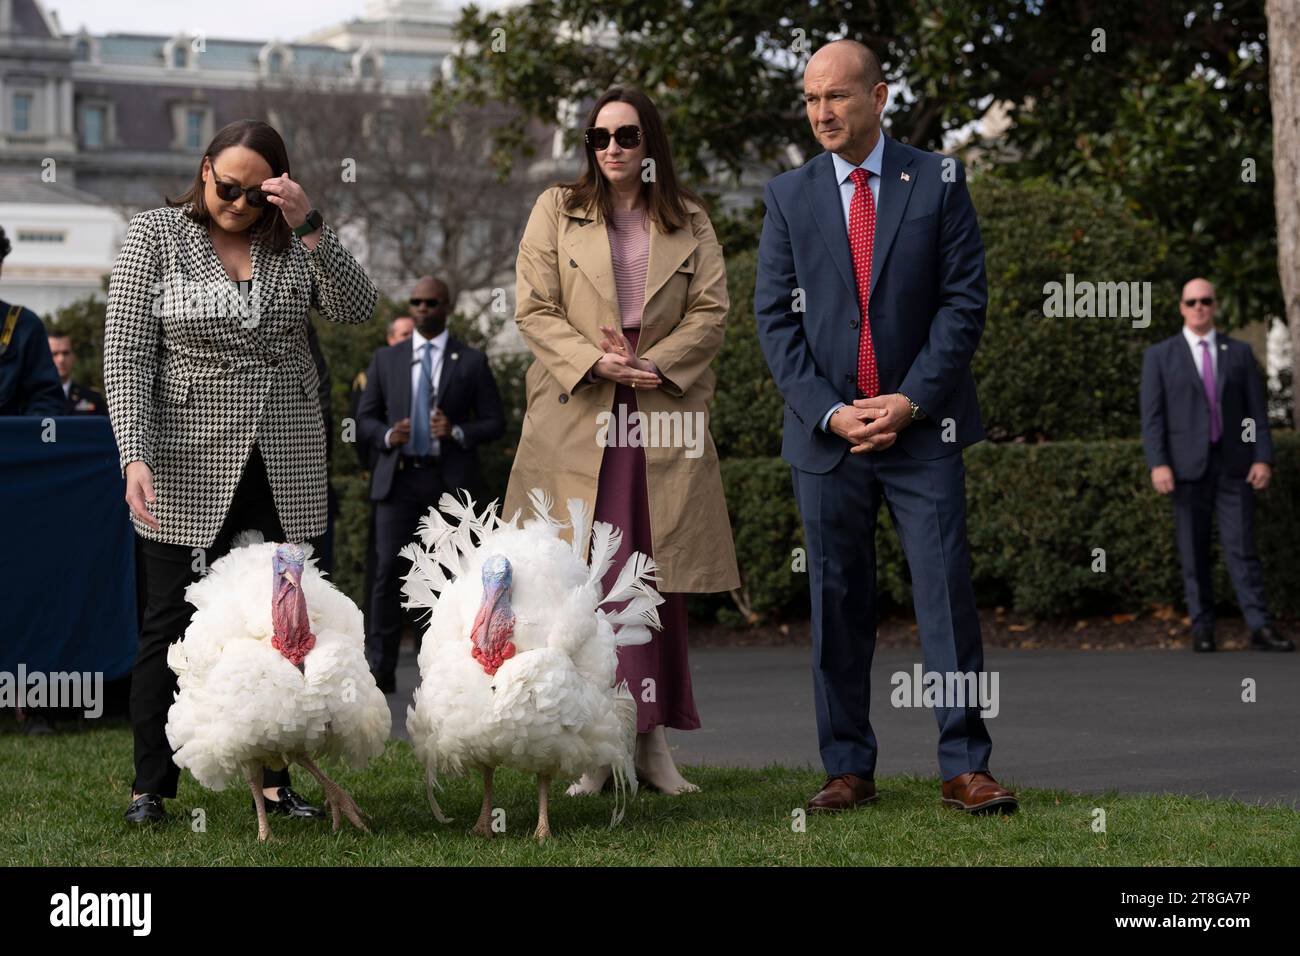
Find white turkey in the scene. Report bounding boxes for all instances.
[402,489,662,841]
[165,535,391,841]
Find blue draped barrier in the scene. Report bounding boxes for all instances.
[0,417,137,680]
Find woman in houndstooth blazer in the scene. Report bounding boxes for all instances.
[105,119,377,825]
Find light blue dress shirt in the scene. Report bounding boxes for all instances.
[383,327,464,453]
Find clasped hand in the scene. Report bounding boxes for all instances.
[829,394,913,453]
[592,324,660,389]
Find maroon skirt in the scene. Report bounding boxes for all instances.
[594,328,700,733]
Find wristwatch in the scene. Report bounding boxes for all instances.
[293,208,324,238]
[901,393,926,420]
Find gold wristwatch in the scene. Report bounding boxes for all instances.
[901,394,925,420]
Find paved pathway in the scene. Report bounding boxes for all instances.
[389,646,1300,807]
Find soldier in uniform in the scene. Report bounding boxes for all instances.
[47,331,108,415]
[0,226,65,418]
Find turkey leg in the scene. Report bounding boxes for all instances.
[472,766,495,838]
[295,755,370,833]
[535,774,551,842]
[246,763,271,842]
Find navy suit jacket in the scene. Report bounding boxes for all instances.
[356,335,505,502]
[1140,332,1273,481]
[754,138,987,473]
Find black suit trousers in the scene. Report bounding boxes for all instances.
[368,461,444,679]
[130,443,309,797]
[1172,442,1272,632]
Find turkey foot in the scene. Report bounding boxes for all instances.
[246,764,272,842]
[565,765,612,797]
[295,756,370,833]
[635,725,700,795]
[472,766,495,838]
[534,774,551,842]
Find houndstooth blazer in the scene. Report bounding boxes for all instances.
[104,204,377,549]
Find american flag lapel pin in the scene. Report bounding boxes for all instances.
[900,171,910,182]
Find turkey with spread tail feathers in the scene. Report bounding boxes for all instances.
[165,533,391,841]
[402,489,662,841]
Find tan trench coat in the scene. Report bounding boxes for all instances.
[502,186,740,594]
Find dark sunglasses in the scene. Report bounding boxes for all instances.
[584,125,642,151]
[409,297,441,308]
[1183,296,1215,307]
[209,163,269,207]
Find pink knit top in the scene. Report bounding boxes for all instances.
[608,206,650,329]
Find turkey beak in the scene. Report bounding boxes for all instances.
[283,566,302,589]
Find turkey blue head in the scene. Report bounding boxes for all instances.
[271,543,315,669]
[469,554,516,676]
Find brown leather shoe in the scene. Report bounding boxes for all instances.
[942,771,1018,814]
[806,773,878,812]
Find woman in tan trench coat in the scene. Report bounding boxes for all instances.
[503,87,738,795]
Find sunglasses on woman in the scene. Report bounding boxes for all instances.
[584,125,642,151]
[209,163,269,207]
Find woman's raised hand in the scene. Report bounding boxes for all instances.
[260,175,312,231]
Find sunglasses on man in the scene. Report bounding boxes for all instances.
[584,125,642,151]
[209,162,269,207]
[409,297,441,308]
[1183,296,1215,307]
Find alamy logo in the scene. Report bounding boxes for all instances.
[49,886,151,936]
[890,664,1000,718]
[151,277,262,327]
[1042,273,1151,329]
[595,404,705,459]
[0,666,103,718]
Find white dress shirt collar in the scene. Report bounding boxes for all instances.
[411,326,449,355]
[1182,325,1216,351]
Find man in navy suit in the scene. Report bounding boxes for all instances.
[357,276,505,691]
[755,40,1016,815]
[1140,278,1292,653]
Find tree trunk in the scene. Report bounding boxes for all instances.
[1268,0,1300,419]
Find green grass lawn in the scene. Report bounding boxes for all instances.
[3,722,1296,866]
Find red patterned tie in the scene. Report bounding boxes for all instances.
[848,167,879,397]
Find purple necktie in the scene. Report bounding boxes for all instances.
[1200,340,1221,443]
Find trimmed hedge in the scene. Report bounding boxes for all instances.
[718,434,1300,622]
[331,434,1298,623]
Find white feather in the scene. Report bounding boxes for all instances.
[601,552,661,607]
[585,520,622,590]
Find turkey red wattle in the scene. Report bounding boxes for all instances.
[270,544,315,669]
[470,554,516,676]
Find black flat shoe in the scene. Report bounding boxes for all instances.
[124,793,166,824]
[1251,626,1295,652]
[258,786,325,819]
[1192,628,1216,652]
